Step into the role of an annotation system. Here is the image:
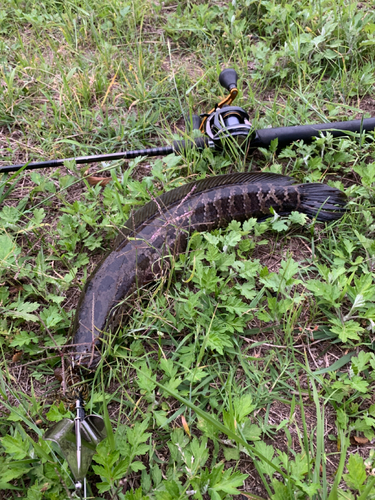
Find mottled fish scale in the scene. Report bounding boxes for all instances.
[71,173,346,367]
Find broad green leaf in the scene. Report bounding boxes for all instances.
[272,218,289,232]
[242,218,257,232]
[27,485,43,500]
[288,211,307,225]
[306,280,342,308]
[295,480,320,496]
[352,351,373,374]
[46,403,70,422]
[203,233,220,245]
[279,258,299,283]
[4,301,39,322]
[343,454,366,490]
[2,434,29,460]
[124,487,150,500]
[336,409,349,430]
[0,234,17,262]
[254,441,279,477]
[233,394,256,422]
[222,230,242,248]
[350,376,369,393]
[329,318,364,342]
[223,446,240,461]
[290,453,309,480]
[39,305,64,329]
[0,463,30,483]
[112,459,130,479]
[9,330,37,347]
[210,467,248,495]
[241,422,262,441]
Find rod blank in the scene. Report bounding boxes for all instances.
[0,137,209,174]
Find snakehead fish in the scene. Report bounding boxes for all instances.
[71,172,346,368]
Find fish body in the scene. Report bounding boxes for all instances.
[71,172,346,367]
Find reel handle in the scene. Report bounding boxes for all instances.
[200,69,239,133]
[219,68,238,91]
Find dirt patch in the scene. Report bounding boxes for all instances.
[354,95,375,118]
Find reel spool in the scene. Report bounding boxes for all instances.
[204,105,252,149]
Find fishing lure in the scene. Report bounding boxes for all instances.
[70,172,346,368]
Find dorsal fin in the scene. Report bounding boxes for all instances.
[115,172,294,244]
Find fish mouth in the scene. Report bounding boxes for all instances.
[71,351,102,371]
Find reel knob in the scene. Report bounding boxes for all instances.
[219,68,238,91]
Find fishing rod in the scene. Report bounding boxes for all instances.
[2,68,375,174]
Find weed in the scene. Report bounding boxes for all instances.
[2,0,375,498]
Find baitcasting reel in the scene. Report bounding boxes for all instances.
[198,68,252,149]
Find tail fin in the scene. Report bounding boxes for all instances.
[297,183,347,222]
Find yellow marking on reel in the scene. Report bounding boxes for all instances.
[199,87,239,133]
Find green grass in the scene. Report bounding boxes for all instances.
[1,0,375,498]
